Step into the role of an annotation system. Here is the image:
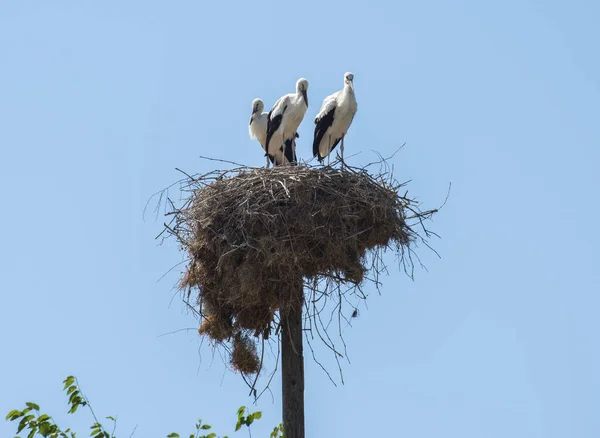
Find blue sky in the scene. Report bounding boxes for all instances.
[1,1,599,437]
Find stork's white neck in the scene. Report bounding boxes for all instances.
[295,90,307,107]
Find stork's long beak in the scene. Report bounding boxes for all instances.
[302,89,308,107]
[249,116,254,126]
[349,80,354,92]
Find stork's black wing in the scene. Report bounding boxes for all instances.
[265,104,287,151]
[313,106,336,160]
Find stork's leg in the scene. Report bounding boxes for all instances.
[292,135,297,164]
[289,138,294,165]
[341,135,345,169]
[327,134,332,166]
[282,132,289,166]
[264,142,270,168]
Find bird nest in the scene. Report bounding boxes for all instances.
[159,160,438,376]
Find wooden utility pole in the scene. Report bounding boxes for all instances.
[281,286,305,438]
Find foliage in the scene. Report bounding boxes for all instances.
[6,376,284,438]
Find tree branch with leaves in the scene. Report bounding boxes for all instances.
[6,376,284,438]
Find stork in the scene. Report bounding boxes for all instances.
[248,98,272,167]
[313,72,358,166]
[249,99,300,167]
[265,78,309,165]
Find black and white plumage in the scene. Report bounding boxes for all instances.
[249,98,280,167]
[249,98,300,167]
[313,72,358,165]
[265,78,309,165]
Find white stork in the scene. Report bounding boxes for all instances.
[313,72,358,165]
[249,98,299,167]
[265,78,309,165]
[249,98,274,167]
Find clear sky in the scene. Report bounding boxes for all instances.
[1,1,599,437]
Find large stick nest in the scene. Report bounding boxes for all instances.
[161,160,438,377]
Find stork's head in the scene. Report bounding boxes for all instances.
[251,98,264,115]
[296,78,309,107]
[344,72,354,91]
[250,98,264,126]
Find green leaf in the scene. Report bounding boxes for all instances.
[6,409,22,421]
[39,422,52,436]
[68,390,79,403]
[236,406,246,416]
[206,434,216,438]
[28,428,36,438]
[166,433,180,438]
[271,424,285,438]
[235,420,242,432]
[63,376,76,390]
[25,403,40,411]
[105,416,115,421]
[67,386,77,396]
[17,414,34,433]
[200,424,211,430]
[38,414,50,422]
[252,411,262,420]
